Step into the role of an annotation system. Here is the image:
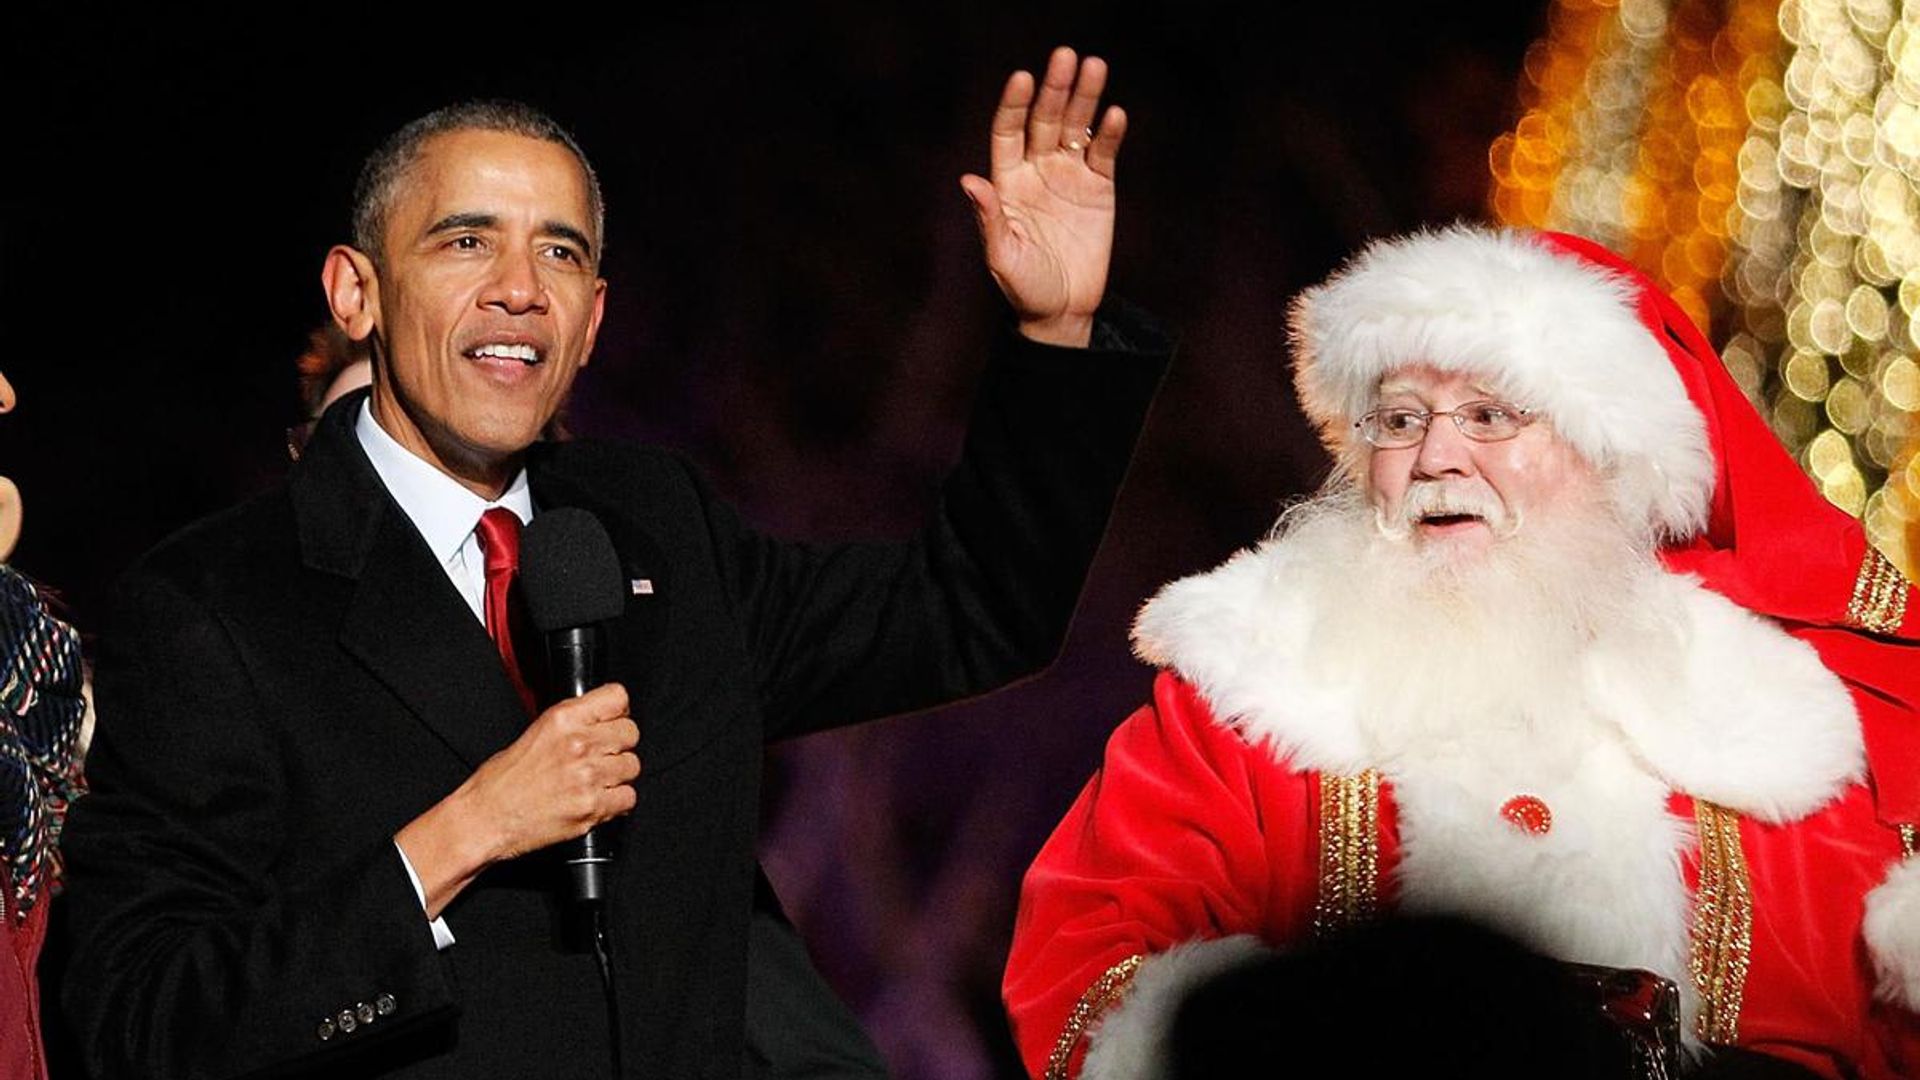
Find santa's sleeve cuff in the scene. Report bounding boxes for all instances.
[1070,936,1268,1080]
[1864,841,1920,1011]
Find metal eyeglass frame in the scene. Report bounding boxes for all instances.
[1354,400,1538,449]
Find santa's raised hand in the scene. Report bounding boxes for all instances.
[961,47,1128,348]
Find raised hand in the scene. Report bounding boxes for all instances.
[961,46,1128,348]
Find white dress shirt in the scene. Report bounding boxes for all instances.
[356,402,534,619]
[356,400,536,950]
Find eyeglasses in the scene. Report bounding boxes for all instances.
[1355,400,1537,449]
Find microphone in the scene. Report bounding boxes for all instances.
[519,507,627,905]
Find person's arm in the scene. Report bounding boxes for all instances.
[59,553,643,1080]
[392,682,636,918]
[698,302,1165,741]
[706,48,1168,739]
[1002,673,1310,1080]
[57,565,462,1079]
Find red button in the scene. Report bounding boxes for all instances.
[1500,795,1553,835]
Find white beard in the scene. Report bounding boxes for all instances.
[1274,481,1679,765]
[1131,471,1865,1044]
[1267,482,1699,996]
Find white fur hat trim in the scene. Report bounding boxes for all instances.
[1289,226,1714,539]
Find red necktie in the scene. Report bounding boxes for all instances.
[474,507,538,716]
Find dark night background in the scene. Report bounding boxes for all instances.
[7,4,1546,1076]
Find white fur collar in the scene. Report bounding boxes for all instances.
[1131,540,1864,823]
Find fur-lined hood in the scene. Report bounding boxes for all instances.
[1130,539,1863,823]
[1289,227,1713,542]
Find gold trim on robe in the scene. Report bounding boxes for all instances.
[1845,547,1910,635]
[1313,770,1382,937]
[1690,801,1753,1045]
[1045,954,1144,1080]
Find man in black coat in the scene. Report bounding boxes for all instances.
[58,48,1167,1079]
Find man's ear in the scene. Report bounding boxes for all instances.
[322,246,381,342]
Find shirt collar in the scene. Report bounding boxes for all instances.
[355,400,534,565]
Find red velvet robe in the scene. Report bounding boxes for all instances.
[1004,672,1920,1080]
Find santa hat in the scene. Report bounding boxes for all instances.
[1288,225,1714,541]
[1294,223,1920,1008]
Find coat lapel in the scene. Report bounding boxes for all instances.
[337,513,532,768]
[291,391,532,768]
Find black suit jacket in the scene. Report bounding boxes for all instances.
[58,319,1167,1079]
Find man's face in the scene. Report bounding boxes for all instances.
[1364,365,1596,557]
[360,129,605,487]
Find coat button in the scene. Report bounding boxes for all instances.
[375,993,397,1016]
[338,1008,358,1034]
[317,1017,336,1041]
[356,1001,376,1024]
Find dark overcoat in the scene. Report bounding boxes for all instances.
[58,321,1167,1079]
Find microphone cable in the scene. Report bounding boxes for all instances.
[590,904,622,1079]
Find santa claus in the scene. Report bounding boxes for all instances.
[1003,228,1920,1079]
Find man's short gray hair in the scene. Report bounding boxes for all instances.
[351,100,605,264]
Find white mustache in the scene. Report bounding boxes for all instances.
[1376,482,1516,538]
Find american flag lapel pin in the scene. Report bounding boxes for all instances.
[630,578,654,596]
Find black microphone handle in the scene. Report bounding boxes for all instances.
[550,625,598,698]
[549,625,612,905]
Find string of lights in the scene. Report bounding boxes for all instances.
[1491,0,1920,577]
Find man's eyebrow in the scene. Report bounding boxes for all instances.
[543,221,595,260]
[421,212,595,261]
[425,211,498,236]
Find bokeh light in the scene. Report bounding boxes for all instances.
[1493,0,1920,576]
